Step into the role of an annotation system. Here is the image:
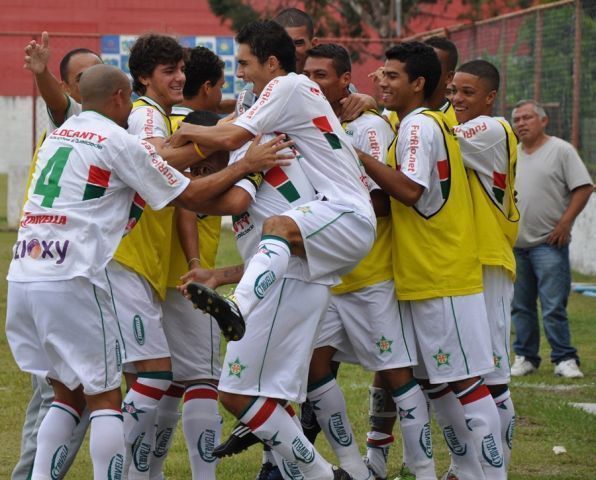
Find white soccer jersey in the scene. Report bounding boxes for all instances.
[47,95,82,130]
[395,107,450,218]
[234,73,374,223]
[8,111,189,291]
[128,96,171,139]
[344,112,394,191]
[230,138,329,283]
[454,116,512,216]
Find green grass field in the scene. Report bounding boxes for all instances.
[1,228,595,479]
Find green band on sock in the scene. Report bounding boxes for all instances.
[392,378,418,398]
[138,371,173,380]
[261,234,291,250]
[307,373,335,393]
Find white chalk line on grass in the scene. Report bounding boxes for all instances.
[511,382,593,390]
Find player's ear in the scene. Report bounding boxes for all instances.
[413,76,425,95]
[486,89,497,107]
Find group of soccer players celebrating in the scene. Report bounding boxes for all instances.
[7,6,520,480]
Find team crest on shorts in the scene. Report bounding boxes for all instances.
[433,348,451,367]
[376,336,393,354]
[228,357,247,377]
[493,352,502,369]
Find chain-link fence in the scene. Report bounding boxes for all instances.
[326,0,595,178]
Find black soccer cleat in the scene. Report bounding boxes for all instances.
[300,399,322,444]
[255,461,283,480]
[332,466,355,480]
[213,422,261,458]
[187,283,246,342]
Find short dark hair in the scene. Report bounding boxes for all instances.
[236,21,296,74]
[457,59,500,92]
[182,109,221,127]
[183,47,224,100]
[129,34,184,95]
[306,43,351,75]
[273,8,314,38]
[59,48,101,82]
[385,42,441,100]
[424,36,458,72]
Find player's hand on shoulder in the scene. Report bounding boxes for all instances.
[24,31,51,75]
[168,121,197,148]
[339,92,377,122]
[242,134,294,172]
[178,267,219,296]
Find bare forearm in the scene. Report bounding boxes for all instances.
[175,161,252,210]
[213,264,244,287]
[35,68,68,125]
[191,187,251,216]
[176,207,199,263]
[560,184,593,224]
[360,151,422,206]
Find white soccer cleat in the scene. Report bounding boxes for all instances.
[511,356,537,376]
[554,359,584,378]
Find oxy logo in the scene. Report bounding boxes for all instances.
[328,412,353,447]
[282,458,305,479]
[291,437,315,464]
[481,433,504,468]
[131,432,151,472]
[107,453,124,480]
[506,416,516,450]
[13,239,69,264]
[197,429,217,463]
[133,315,145,345]
[443,425,467,456]
[154,427,173,457]
[419,422,433,459]
[254,270,276,299]
[50,444,69,480]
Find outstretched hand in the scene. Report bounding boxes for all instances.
[242,134,294,172]
[178,267,218,298]
[24,31,51,75]
[168,121,198,148]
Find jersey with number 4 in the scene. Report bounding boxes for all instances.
[8,111,189,292]
[234,73,374,224]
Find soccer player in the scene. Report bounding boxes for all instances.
[170,20,375,480]
[302,44,429,480]
[451,59,520,474]
[358,43,506,480]
[13,34,103,480]
[152,47,228,479]
[6,63,294,480]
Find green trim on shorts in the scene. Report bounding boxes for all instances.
[305,211,354,239]
[501,296,510,368]
[105,267,126,356]
[397,301,412,362]
[392,378,418,398]
[261,234,291,250]
[93,284,109,388]
[51,403,80,425]
[307,373,335,393]
[258,279,287,392]
[138,371,173,380]
[450,297,470,374]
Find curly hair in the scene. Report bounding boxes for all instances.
[183,46,224,100]
[128,34,184,95]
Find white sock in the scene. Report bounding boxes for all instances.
[182,383,222,480]
[89,409,125,480]
[122,372,172,478]
[457,381,506,480]
[308,377,370,479]
[32,401,81,480]
[149,383,184,479]
[240,397,334,480]
[427,384,484,480]
[393,380,435,480]
[492,388,515,470]
[366,431,393,479]
[233,235,291,316]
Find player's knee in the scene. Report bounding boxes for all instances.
[262,216,299,242]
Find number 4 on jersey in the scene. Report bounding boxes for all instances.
[33,146,73,207]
